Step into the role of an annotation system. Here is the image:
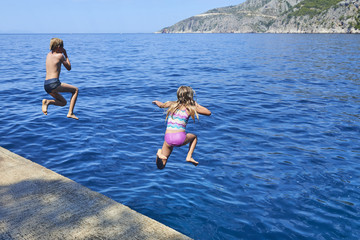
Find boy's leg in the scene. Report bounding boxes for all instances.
[182,133,198,166]
[42,92,67,115]
[156,141,173,169]
[55,83,79,120]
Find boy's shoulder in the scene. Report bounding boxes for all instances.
[47,51,64,60]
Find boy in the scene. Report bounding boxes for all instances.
[42,38,79,120]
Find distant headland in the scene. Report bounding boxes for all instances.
[158,0,360,34]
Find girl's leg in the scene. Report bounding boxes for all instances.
[54,83,79,120]
[42,92,67,115]
[182,133,199,166]
[156,141,173,169]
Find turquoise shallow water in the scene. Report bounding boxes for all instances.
[0,33,360,239]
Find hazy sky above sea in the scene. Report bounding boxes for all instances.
[0,0,245,33]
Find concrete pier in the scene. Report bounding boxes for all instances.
[0,147,191,240]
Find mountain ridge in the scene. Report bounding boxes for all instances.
[159,0,360,33]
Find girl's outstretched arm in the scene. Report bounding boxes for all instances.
[152,101,173,108]
[196,103,211,116]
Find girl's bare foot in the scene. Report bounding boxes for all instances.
[67,113,79,120]
[186,158,199,166]
[156,149,167,169]
[42,99,48,115]
[157,149,167,160]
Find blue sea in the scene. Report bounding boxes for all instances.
[0,33,359,239]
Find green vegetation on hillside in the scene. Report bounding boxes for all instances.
[355,10,360,29]
[288,0,343,17]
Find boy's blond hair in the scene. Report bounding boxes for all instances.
[49,38,63,51]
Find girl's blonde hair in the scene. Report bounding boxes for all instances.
[49,38,63,51]
[166,86,199,121]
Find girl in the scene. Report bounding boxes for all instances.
[153,86,211,169]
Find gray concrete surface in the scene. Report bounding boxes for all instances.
[0,147,191,240]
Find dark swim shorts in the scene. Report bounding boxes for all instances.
[44,78,61,94]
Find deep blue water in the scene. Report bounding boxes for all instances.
[1,33,360,239]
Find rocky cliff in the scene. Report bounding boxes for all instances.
[159,0,360,33]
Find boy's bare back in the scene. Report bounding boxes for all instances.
[46,51,65,80]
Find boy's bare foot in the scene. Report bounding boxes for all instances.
[156,149,167,169]
[67,114,79,120]
[42,99,48,115]
[186,158,199,166]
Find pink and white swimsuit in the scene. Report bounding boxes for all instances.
[164,109,190,146]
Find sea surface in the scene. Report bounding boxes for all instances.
[0,33,359,239]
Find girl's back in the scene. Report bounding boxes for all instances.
[166,107,190,132]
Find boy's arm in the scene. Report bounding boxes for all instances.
[196,103,211,116]
[61,49,71,71]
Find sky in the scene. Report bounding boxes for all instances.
[0,0,245,33]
